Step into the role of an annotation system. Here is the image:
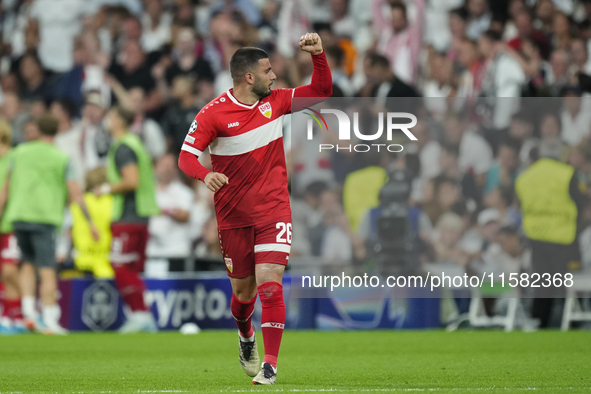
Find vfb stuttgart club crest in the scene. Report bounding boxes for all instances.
[224,257,233,273]
[258,102,272,119]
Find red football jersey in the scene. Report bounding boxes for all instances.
[181,88,295,230]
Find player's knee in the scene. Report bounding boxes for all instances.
[257,281,283,306]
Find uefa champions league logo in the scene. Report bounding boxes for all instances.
[82,281,119,331]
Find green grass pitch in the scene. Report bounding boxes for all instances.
[0,330,590,393]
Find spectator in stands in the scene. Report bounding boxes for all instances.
[54,33,110,116]
[443,112,493,186]
[506,10,549,60]
[108,40,161,113]
[423,52,453,119]
[507,113,536,166]
[484,138,522,195]
[372,0,425,84]
[484,183,521,228]
[194,217,223,262]
[423,176,461,228]
[551,12,572,51]
[570,37,591,74]
[466,0,492,41]
[29,0,89,73]
[437,143,481,205]
[546,48,573,95]
[534,0,555,36]
[325,45,354,97]
[319,188,352,265]
[539,112,568,162]
[18,51,52,104]
[53,99,86,188]
[433,212,469,266]
[147,154,194,273]
[456,37,484,101]
[140,0,172,53]
[127,88,166,159]
[568,141,591,188]
[161,27,215,87]
[560,87,591,146]
[364,53,419,110]
[0,93,29,146]
[478,29,525,129]
[78,92,111,171]
[160,75,201,154]
[447,7,469,61]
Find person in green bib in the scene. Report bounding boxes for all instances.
[0,114,98,335]
[93,106,159,333]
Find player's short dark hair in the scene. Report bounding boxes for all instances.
[230,47,269,82]
[367,53,390,69]
[482,29,503,42]
[36,113,59,137]
[114,105,135,128]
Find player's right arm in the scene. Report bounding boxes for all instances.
[178,113,229,192]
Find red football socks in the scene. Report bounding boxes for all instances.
[112,265,148,312]
[258,282,285,369]
[2,298,23,321]
[231,293,256,338]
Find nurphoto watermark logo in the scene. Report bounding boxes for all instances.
[303,106,417,153]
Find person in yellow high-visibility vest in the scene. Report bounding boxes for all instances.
[70,167,114,279]
[516,146,588,328]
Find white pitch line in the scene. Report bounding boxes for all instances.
[2,388,589,394]
[219,388,591,393]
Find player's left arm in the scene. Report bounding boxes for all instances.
[294,33,332,98]
[279,33,332,114]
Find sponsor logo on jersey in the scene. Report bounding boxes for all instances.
[258,102,272,119]
[224,257,233,273]
[228,122,239,128]
[188,120,198,134]
[81,281,119,331]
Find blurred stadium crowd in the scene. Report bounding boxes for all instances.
[0,0,591,294]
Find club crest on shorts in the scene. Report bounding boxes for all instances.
[224,257,233,273]
[188,120,198,134]
[258,102,272,119]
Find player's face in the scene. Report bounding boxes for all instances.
[252,58,276,98]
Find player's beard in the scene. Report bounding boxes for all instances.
[252,76,272,99]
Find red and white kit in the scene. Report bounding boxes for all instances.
[0,233,20,266]
[179,52,332,278]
